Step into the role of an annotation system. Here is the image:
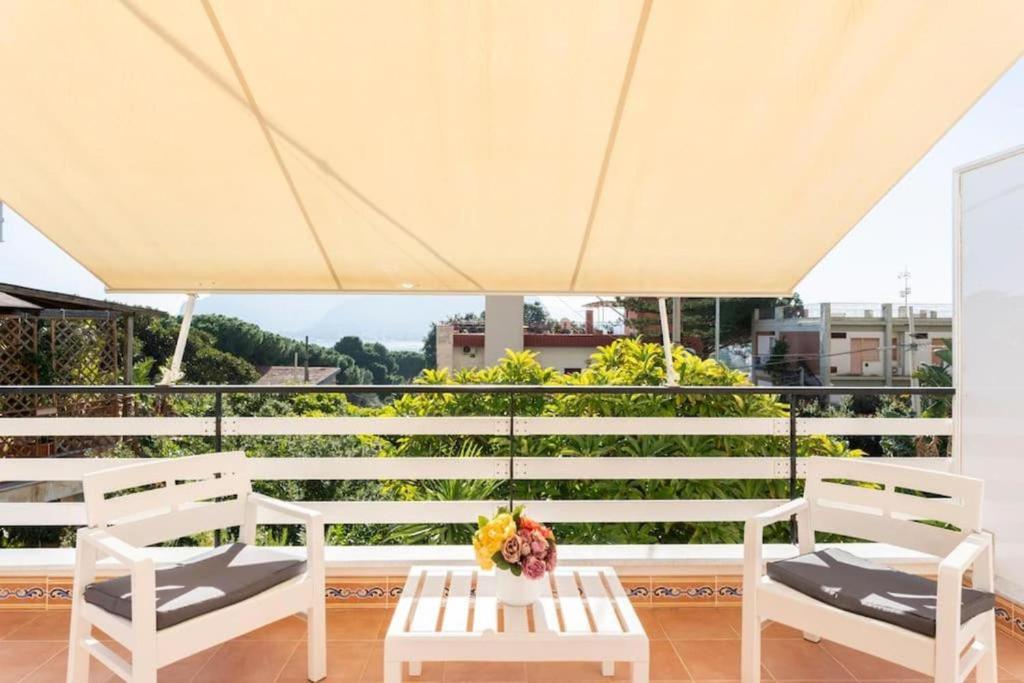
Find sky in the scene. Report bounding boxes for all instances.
[1,58,1023,340]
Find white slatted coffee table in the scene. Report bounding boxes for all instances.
[384,566,649,682]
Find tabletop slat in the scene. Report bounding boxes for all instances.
[388,568,424,637]
[578,568,623,634]
[554,570,591,633]
[532,576,558,634]
[442,568,473,633]
[472,571,498,633]
[410,568,448,633]
[504,604,529,633]
[603,570,646,636]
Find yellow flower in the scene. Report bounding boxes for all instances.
[473,535,495,570]
[472,513,516,570]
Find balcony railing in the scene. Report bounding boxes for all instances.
[0,384,955,541]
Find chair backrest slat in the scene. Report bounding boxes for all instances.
[805,457,983,557]
[82,452,251,542]
[106,500,246,547]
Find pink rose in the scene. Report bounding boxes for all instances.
[522,555,546,580]
[518,529,534,559]
[501,534,521,564]
[544,543,558,572]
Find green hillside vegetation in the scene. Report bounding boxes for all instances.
[134,313,424,385]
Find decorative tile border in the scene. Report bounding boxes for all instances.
[716,577,742,604]
[650,576,716,606]
[0,578,47,608]
[620,577,651,604]
[325,578,388,607]
[45,578,73,609]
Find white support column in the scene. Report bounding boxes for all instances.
[484,296,524,366]
[159,293,197,385]
[658,298,678,386]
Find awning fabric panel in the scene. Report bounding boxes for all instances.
[0,1,1021,295]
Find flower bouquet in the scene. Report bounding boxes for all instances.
[472,505,557,606]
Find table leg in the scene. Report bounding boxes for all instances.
[409,661,422,677]
[632,660,649,683]
[602,661,615,677]
[384,661,402,683]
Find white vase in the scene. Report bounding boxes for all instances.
[495,570,543,606]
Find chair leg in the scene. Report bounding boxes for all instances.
[307,600,327,682]
[741,603,761,683]
[65,601,90,683]
[975,614,998,683]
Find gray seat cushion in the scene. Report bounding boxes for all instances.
[84,543,306,630]
[767,548,994,637]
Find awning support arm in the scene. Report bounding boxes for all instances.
[658,297,679,386]
[159,293,197,385]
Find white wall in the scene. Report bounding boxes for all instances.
[957,145,1024,601]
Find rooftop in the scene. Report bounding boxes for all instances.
[255,366,341,386]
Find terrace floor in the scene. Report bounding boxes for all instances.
[1,605,1022,683]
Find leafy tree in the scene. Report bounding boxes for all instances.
[135,315,258,384]
[388,338,861,544]
[618,296,797,356]
[392,351,426,381]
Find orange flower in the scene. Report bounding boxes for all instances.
[518,516,541,532]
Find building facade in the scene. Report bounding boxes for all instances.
[751,302,951,386]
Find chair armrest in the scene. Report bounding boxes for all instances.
[935,532,993,650]
[938,532,993,589]
[749,498,809,529]
[744,499,811,585]
[247,492,323,524]
[78,528,149,567]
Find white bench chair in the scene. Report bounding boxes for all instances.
[66,451,326,683]
[742,456,996,683]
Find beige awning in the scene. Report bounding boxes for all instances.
[0,2,1021,295]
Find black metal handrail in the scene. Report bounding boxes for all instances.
[0,384,955,396]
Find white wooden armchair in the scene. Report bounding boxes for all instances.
[742,457,996,683]
[67,451,326,683]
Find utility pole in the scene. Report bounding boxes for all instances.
[714,297,721,362]
[899,268,920,414]
[671,298,681,344]
[304,336,310,383]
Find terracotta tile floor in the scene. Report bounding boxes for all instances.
[2,606,1023,682]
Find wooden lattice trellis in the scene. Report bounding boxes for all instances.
[0,317,39,415]
[1,315,125,457]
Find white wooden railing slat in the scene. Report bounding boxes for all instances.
[0,455,952,483]
[0,417,214,436]
[223,416,509,436]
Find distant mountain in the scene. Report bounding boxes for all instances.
[191,294,483,349]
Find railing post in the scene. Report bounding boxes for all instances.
[214,391,223,547]
[214,391,223,452]
[789,393,798,543]
[508,391,516,511]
